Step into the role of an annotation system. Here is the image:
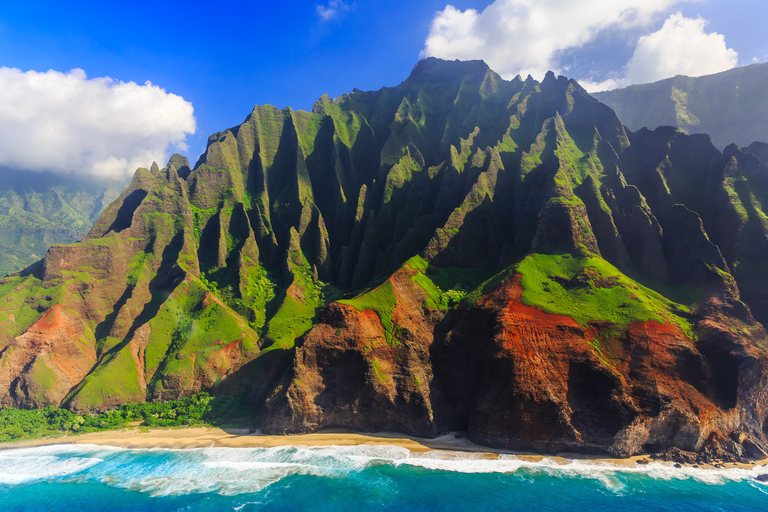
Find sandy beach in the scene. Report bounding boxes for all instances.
[2,426,765,471]
[2,426,530,454]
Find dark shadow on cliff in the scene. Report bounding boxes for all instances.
[107,189,147,234]
[211,347,296,423]
[93,284,135,357]
[126,232,186,340]
[429,307,496,432]
[566,360,635,440]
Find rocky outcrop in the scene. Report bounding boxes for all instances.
[264,269,768,459]
[262,265,448,435]
[0,305,95,408]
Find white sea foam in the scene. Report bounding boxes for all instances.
[0,447,103,483]
[402,450,765,486]
[2,443,766,496]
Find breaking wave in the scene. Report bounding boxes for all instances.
[1,442,766,497]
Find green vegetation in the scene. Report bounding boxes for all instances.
[406,255,488,309]
[0,273,66,342]
[205,260,277,332]
[262,294,316,351]
[190,204,218,240]
[261,254,337,351]
[516,253,694,337]
[69,347,144,409]
[382,150,425,204]
[551,115,603,186]
[28,359,57,394]
[4,56,768,425]
[126,250,152,286]
[145,279,260,395]
[0,170,125,276]
[339,280,398,343]
[0,393,253,443]
[371,358,387,384]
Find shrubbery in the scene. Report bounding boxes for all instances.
[0,393,252,443]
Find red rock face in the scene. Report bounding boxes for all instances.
[262,267,445,436]
[435,276,721,455]
[0,304,96,408]
[263,273,768,460]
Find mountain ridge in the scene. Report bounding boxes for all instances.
[0,168,126,276]
[593,62,768,150]
[1,58,768,461]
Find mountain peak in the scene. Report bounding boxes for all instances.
[407,57,492,84]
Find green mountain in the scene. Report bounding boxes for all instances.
[0,168,125,276]
[593,62,768,149]
[1,58,768,461]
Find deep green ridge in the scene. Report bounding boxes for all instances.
[0,58,767,420]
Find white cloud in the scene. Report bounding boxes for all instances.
[578,77,626,93]
[316,0,351,21]
[422,0,687,80]
[0,67,195,178]
[624,12,737,84]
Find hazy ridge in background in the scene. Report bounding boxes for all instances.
[0,168,127,275]
[593,62,768,150]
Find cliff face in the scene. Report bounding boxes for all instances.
[263,255,768,460]
[2,58,768,460]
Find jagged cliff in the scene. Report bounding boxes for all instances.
[2,58,768,461]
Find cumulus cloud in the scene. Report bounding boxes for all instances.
[422,0,686,80]
[624,13,737,84]
[0,67,195,178]
[316,0,352,21]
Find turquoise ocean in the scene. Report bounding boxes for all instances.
[1,443,767,511]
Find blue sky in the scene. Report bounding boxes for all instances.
[0,0,765,176]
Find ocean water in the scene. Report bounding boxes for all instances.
[1,443,767,511]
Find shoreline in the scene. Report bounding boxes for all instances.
[2,426,767,471]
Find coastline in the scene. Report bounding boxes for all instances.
[2,426,766,471]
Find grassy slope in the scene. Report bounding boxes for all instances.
[0,275,64,346]
[516,253,695,336]
[340,249,696,347]
[338,280,398,342]
[337,255,491,344]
